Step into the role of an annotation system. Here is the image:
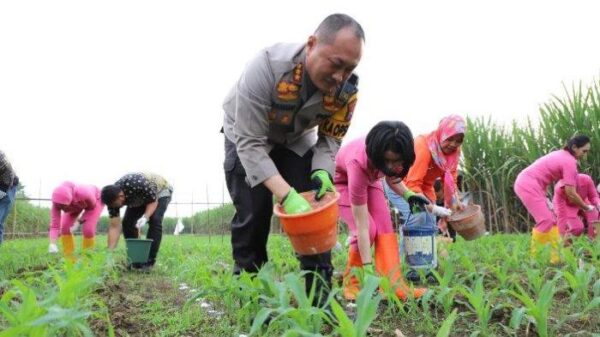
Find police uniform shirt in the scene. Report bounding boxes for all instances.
[222,42,358,187]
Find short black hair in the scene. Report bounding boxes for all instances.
[101,184,122,205]
[315,13,365,44]
[366,121,415,178]
[564,134,590,154]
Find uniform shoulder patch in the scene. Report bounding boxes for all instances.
[318,93,358,141]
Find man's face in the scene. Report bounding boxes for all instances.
[305,27,363,95]
[110,191,126,208]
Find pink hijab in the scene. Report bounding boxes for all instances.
[426,115,466,206]
[52,181,76,205]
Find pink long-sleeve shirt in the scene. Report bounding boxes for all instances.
[49,182,102,239]
[334,137,384,206]
[517,149,578,192]
[554,174,600,218]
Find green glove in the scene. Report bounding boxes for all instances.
[282,188,312,214]
[362,263,375,275]
[311,169,336,201]
[403,189,430,213]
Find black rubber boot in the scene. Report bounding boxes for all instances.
[406,269,420,283]
[304,267,333,309]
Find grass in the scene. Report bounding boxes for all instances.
[1,233,599,336]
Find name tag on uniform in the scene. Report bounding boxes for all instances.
[319,94,357,140]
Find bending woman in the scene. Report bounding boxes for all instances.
[48,182,104,257]
[553,173,599,239]
[384,115,464,227]
[514,135,591,262]
[335,121,428,301]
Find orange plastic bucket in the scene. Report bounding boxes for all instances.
[273,191,339,255]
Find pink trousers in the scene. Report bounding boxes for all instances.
[339,186,394,250]
[514,174,554,232]
[49,200,103,239]
[557,209,599,238]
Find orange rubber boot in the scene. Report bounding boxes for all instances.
[342,247,364,300]
[374,233,427,301]
[82,237,95,250]
[61,234,75,261]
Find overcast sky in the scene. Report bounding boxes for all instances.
[2,0,599,217]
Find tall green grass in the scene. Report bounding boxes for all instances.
[462,79,600,232]
[5,198,231,238]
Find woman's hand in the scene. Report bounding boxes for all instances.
[451,201,465,212]
[386,176,403,185]
[431,205,453,217]
[438,218,450,236]
[450,191,466,212]
[352,204,372,265]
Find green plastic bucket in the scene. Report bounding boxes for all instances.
[125,239,153,264]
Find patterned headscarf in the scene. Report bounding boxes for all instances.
[426,115,466,206]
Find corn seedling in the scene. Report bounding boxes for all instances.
[435,308,459,337]
[561,265,597,309]
[431,261,457,316]
[0,252,114,337]
[246,267,333,336]
[524,268,545,295]
[331,274,381,337]
[509,276,559,337]
[458,276,495,335]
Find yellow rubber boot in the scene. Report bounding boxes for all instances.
[61,234,75,261]
[342,247,363,300]
[531,226,560,264]
[82,237,95,250]
[548,226,560,264]
[374,233,427,301]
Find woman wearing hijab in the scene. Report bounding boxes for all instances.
[48,181,104,257]
[385,114,464,221]
[335,121,428,301]
[383,115,464,280]
[514,135,591,262]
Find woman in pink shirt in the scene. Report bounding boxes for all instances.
[514,135,591,262]
[335,121,428,301]
[48,181,104,257]
[553,174,600,238]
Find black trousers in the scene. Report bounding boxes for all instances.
[122,196,171,264]
[224,138,333,277]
